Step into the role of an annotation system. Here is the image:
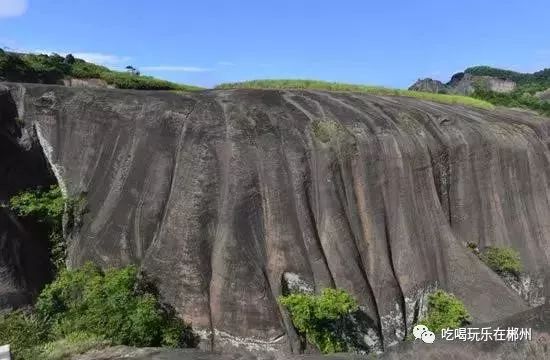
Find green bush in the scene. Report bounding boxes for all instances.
[279,288,358,353]
[35,263,195,348]
[0,310,50,359]
[9,186,67,271]
[9,185,65,225]
[0,264,195,359]
[418,290,471,334]
[480,246,523,277]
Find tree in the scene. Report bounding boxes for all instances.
[65,54,76,64]
[125,65,140,76]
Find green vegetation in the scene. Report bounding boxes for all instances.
[0,264,196,359]
[9,186,68,271]
[465,66,550,89]
[279,288,358,354]
[0,50,201,91]
[464,66,550,116]
[216,79,495,110]
[312,120,348,143]
[418,290,471,334]
[480,246,523,277]
[471,88,550,117]
[35,332,109,360]
[0,311,50,359]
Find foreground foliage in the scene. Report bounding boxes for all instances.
[216,79,495,110]
[279,288,358,353]
[36,263,194,348]
[0,50,201,91]
[0,311,50,359]
[480,246,523,277]
[418,290,471,334]
[0,264,196,359]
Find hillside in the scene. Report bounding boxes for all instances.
[410,66,550,116]
[0,49,201,91]
[2,83,550,357]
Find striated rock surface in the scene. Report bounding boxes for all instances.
[2,83,550,354]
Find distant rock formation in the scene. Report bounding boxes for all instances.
[408,78,449,93]
[409,72,517,95]
[2,83,550,356]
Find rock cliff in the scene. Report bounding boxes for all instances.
[1,83,550,355]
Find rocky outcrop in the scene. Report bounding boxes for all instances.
[2,83,550,355]
[409,73,517,95]
[408,79,449,93]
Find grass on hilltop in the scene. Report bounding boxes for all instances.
[216,79,495,110]
[0,49,202,91]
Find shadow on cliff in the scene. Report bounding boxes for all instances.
[0,85,58,307]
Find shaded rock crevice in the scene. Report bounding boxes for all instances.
[0,85,59,307]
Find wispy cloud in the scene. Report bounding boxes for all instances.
[141,65,211,73]
[72,53,131,66]
[0,0,28,18]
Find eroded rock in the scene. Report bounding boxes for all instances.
[2,83,550,355]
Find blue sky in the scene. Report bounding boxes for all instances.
[1,0,549,88]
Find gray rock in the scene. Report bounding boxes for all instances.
[408,79,449,93]
[2,83,550,355]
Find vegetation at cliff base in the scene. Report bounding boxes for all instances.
[480,246,523,277]
[279,288,358,354]
[216,79,495,110]
[418,290,471,334]
[0,50,201,91]
[0,264,196,359]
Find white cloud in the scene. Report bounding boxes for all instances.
[71,52,131,66]
[0,0,28,18]
[141,65,211,73]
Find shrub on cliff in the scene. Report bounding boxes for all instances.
[0,264,197,359]
[9,185,68,271]
[279,288,358,353]
[35,263,195,348]
[419,290,471,334]
[480,246,523,277]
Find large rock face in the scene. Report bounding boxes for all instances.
[1,83,550,354]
